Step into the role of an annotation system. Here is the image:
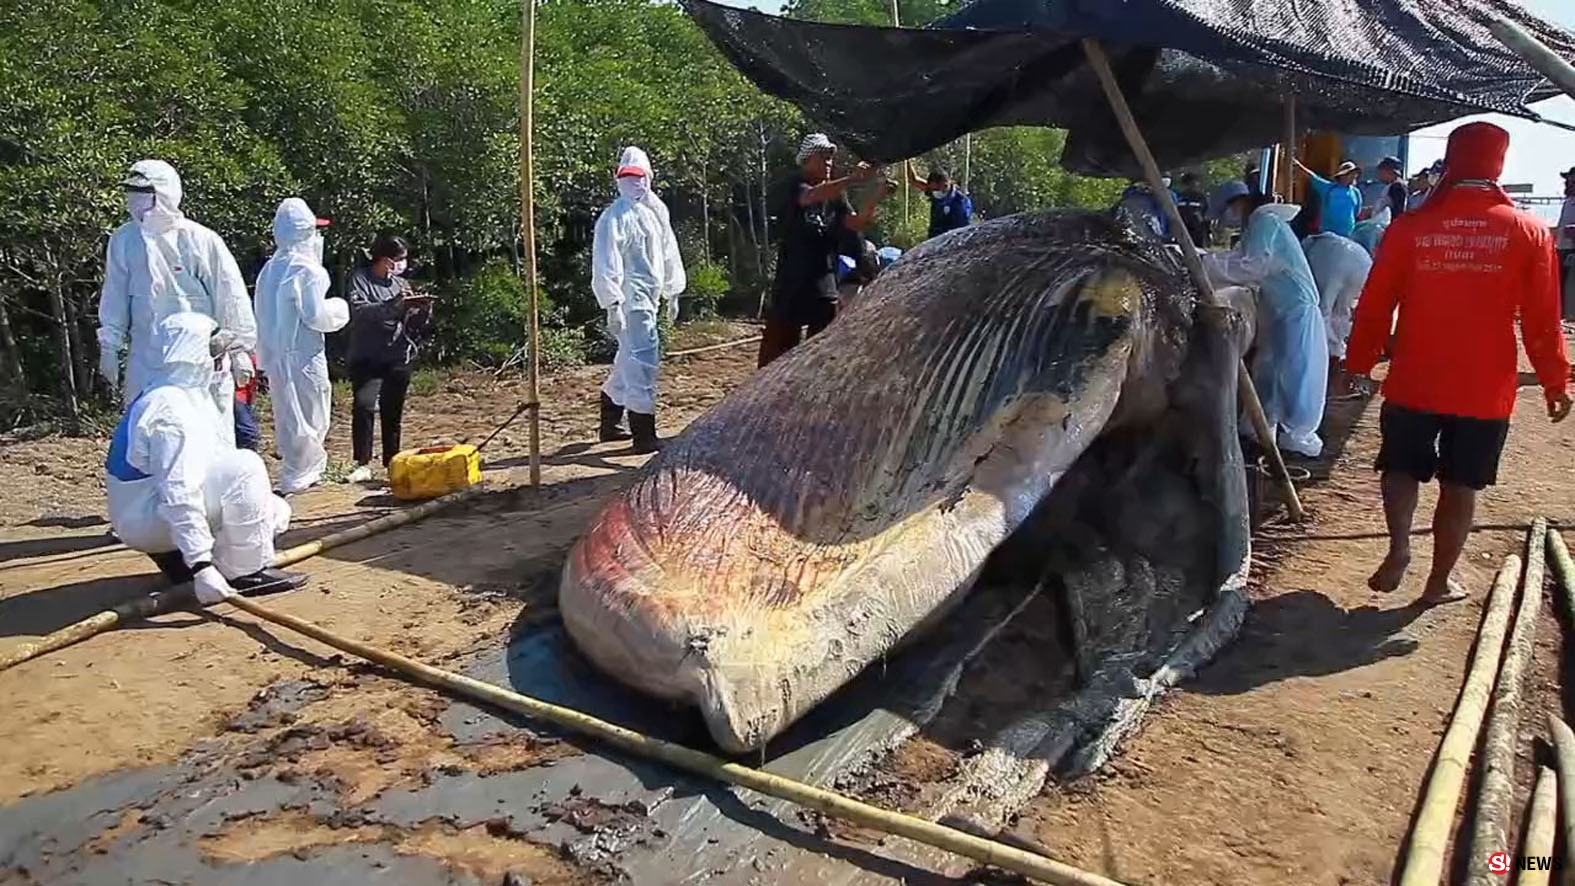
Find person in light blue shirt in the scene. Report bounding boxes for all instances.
[1295,159,1362,238]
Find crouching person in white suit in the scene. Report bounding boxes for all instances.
[106,313,308,604]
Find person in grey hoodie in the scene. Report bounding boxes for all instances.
[343,234,433,481]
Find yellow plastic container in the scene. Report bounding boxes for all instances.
[389,444,482,501]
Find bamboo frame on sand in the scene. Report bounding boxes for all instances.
[0,483,493,674]
[1467,519,1548,886]
[1398,553,1523,886]
[220,592,1127,886]
[1547,715,1575,877]
[1519,766,1558,886]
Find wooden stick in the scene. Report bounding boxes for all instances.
[519,0,542,489]
[1398,554,1523,886]
[1520,766,1558,886]
[220,593,1126,886]
[1080,38,1306,522]
[0,483,493,673]
[1546,715,1575,886]
[1468,519,1549,886]
[1546,529,1575,622]
[667,335,763,358]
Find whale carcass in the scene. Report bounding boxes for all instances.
[560,211,1254,763]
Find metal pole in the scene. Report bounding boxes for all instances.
[1081,38,1306,522]
[963,132,972,192]
[519,0,542,488]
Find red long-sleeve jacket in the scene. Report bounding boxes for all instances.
[1345,186,1569,421]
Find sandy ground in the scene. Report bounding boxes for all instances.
[0,319,1570,885]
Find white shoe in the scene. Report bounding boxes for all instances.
[345,464,374,484]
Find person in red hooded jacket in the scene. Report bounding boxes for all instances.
[1346,122,1572,606]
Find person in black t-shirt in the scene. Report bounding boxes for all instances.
[1376,156,1408,220]
[1175,172,1212,246]
[758,133,890,368]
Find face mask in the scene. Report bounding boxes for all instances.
[391,259,408,276]
[127,192,156,223]
[617,176,650,203]
[1161,177,1172,189]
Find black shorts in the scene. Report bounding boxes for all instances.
[1374,402,1510,491]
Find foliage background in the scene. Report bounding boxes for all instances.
[0,0,1246,430]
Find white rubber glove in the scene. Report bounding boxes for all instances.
[665,294,680,324]
[99,348,120,394]
[192,565,235,606]
[231,353,255,388]
[606,304,627,340]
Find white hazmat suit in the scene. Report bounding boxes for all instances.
[592,147,685,445]
[98,160,257,447]
[255,198,350,494]
[1202,204,1329,458]
[106,314,292,604]
[1301,231,1373,361]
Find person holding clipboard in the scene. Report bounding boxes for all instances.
[344,234,434,482]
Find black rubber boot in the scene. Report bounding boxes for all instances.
[629,412,663,455]
[230,568,310,597]
[149,551,193,584]
[599,393,632,442]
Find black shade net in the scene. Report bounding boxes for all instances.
[681,0,1575,176]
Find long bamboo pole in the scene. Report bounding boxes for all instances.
[1546,529,1575,621]
[1468,520,1549,886]
[1520,766,1558,886]
[1080,39,1305,522]
[519,0,542,489]
[1398,554,1523,886]
[1546,715,1575,886]
[1484,15,1575,103]
[0,483,493,673]
[219,593,1125,886]
[890,0,908,232]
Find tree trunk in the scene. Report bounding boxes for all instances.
[62,287,89,398]
[0,290,26,389]
[42,247,81,433]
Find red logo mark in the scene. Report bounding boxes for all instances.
[1488,852,1511,875]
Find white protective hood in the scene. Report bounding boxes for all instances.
[125,159,185,234]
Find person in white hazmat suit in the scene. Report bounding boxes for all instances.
[1302,227,1373,364]
[254,198,350,494]
[98,160,257,448]
[592,146,686,455]
[1202,183,1329,458]
[106,313,308,603]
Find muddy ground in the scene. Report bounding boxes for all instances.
[0,319,1570,886]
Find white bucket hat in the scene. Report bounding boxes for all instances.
[796,133,836,165]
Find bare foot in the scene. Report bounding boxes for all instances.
[1416,574,1469,606]
[1368,550,1411,593]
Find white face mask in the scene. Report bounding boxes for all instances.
[127,192,156,223]
[391,259,408,276]
[309,233,325,263]
[617,176,650,203]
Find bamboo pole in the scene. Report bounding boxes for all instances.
[519,0,542,489]
[1468,519,1549,886]
[890,0,908,233]
[1080,38,1305,522]
[1484,15,1575,103]
[1520,766,1558,886]
[1546,715,1575,886]
[1398,554,1523,886]
[0,483,493,673]
[1546,529,1575,621]
[1281,95,1297,202]
[667,335,763,359]
[219,593,1126,886]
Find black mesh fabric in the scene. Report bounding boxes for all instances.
[681,0,1575,176]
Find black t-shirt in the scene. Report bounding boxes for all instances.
[1384,180,1408,219]
[1176,188,1211,245]
[770,172,853,320]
